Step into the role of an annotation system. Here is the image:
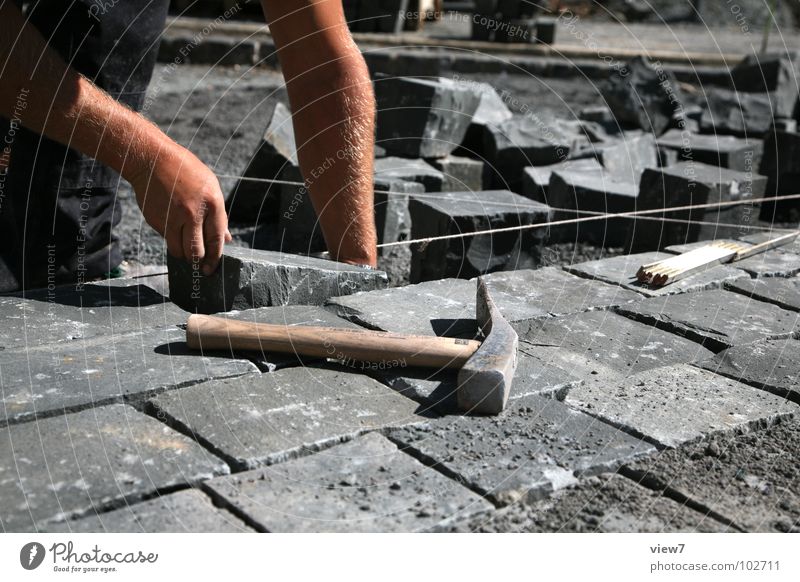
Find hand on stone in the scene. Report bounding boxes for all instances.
[129,142,232,276]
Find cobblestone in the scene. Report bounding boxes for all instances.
[204,433,493,532]
[390,394,655,505]
[0,404,228,532]
[149,366,427,469]
[564,364,793,448]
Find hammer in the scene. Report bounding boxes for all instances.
[185,278,518,415]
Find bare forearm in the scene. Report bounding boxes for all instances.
[0,3,173,181]
[263,0,378,266]
[288,56,377,266]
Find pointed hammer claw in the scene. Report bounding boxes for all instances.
[456,278,518,415]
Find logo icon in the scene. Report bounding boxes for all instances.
[20,542,46,570]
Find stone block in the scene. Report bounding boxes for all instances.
[759,130,800,221]
[0,280,185,350]
[375,76,481,158]
[700,88,776,137]
[150,366,426,469]
[600,56,685,135]
[578,105,615,124]
[596,133,659,183]
[617,289,799,351]
[521,158,603,202]
[444,473,727,532]
[656,129,763,172]
[565,364,792,449]
[277,164,325,253]
[631,162,766,250]
[373,156,444,191]
[482,117,577,189]
[428,155,484,191]
[204,433,493,532]
[0,405,228,531]
[514,310,715,387]
[168,245,387,314]
[700,338,800,403]
[460,81,513,156]
[374,179,423,252]
[547,169,639,246]
[408,190,552,282]
[227,102,297,223]
[624,419,800,532]
[731,51,800,119]
[46,489,253,533]
[0,326,257,425]
[566,251,749,297]
[390,394,655,505]
[726,276,800,312]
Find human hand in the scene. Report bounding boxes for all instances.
[128,142,231,275]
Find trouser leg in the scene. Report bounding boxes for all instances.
[0,0,170,292]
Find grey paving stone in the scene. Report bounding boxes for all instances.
[0,326,257,425]
[375,76,481,159]
[632,162,765,250]
[460,81,513,154]
[521,158,603,202]
[731,51,800,119]
[168,245,388,314]
[149,366,427,469]
[514,310,715,387]
[656,129,763,171]
[227,102,297,223]
[700,88,776,136]
[390,394,655,505]
[741,231,800,254]
[45,489,252,533]
[374,179,424,252]
[408,190,552,282]
[759,130,800,221]
[616,289,799,351]
[565,251,749,297]
[214,306,361,372]
[548,169,639,246]
[699,339,800,402]
[444,474,727,532]
[483,117,577,188]
[623,419,800,532]
[328,268,644,338]
[204,432,493,532]
[373,157,444,192]
[565,364,793,449]
[0,404,228,532]
[600,56,685,135]
[725,276,800,312]
[597,133,659,183]
[429,155,484,192]
[0,281,185,350]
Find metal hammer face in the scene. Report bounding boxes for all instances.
[456,278,518,415]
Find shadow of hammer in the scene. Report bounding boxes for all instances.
[185,278,518,415]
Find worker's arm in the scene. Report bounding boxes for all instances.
[0,3,229,275]
[261,0,377,267]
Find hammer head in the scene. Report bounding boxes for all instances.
[456,278,518,415]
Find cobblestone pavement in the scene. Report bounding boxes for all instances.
[2,244,798,532]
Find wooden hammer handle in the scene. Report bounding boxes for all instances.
[186,314,481,369]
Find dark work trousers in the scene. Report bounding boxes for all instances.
[0,0,169,292]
